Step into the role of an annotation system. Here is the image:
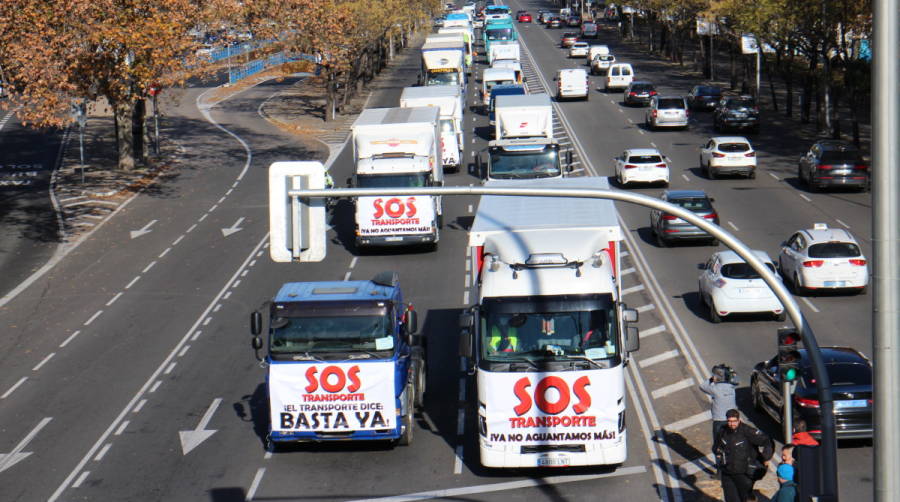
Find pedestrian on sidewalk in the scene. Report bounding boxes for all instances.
[713,409,774,502]
[772,463,799,502]
[699,364,737,445]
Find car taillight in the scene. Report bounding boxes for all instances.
[661,214,677,220]
[703,213,718,219]
[651,110,657,117]
[816,164,834,170]
[685,109,690,117]
[795,396,820,408]
[649,91,657,96]
[849,259,867,266]
[629,92,636,96]
[712,152,726,158]
[753,106,760,113]
[803,260,825,268]
[623,164,638,169]
[655,163,667,168]
[853,164,868,170]
[745,152,756,157]
[713,279,727,288]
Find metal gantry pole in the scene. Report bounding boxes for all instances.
[873,0,900,499]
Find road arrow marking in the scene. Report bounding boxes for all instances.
[0,417,52,474]
[130,220,158,239]
[179,398,221,455]
[221,217,245,237]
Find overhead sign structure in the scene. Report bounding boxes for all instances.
[268,161,327,263]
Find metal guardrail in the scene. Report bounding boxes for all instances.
[227,51,317,84]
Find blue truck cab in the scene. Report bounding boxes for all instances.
[488,84,527,125]
[250,271,425,449]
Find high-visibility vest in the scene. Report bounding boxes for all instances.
[489,325,518,352]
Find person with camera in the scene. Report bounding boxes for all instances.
[714,409,774,502]
[699,364,737,446]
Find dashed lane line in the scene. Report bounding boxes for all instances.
[639,349,679,368]
[651,378,695,399]
[800,297,820,313]
[665,411,711,432]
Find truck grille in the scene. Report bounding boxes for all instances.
[520,444,586,454]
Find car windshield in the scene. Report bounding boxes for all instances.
[481,307,619,365]
[808,242,861,258]
[720,262,776,279]
[486,28,513,40]
[658,98,685,109]
[726,98,755,109]
[573,43,588,48]
[631,84,654,92]
[440,118,455,134]
[820,150,863,164]
[270,315,393,354]
[803,362,872,386]
[357,173,429,188]
[426,71,460,86]
[490,149,561,178]
[595,55,615,62]
[670,197,712,211]
[698,86,721,96]
[627,154,663,163]
[718,142,750,152]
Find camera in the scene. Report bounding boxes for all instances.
[712,363,739,386]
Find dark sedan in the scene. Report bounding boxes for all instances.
[686,85,722,111]
[751,347,873,441]
[623,81,656,107]
[649,190,719,246]
[714,95,760,133]
[798,140,870,192]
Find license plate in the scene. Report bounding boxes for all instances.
[835,399,867,409]
[833,169,851,175]
[733,112,747,118]
[384,236,403,242]
[537,454,570,467]
[824,280,846,287]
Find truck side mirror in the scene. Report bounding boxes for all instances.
[250,311,262,336]
[346,177,353,188]
[405,307,419,335]
[623,308,638,323]
[625,326,640,353]
[252,336,263,350]
[566,150,574,171]
[459,329,473,358]
[459,312,474,328]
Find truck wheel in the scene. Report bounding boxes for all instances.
[398,394,414,446]
[414,358,427,410]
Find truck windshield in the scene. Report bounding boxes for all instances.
[440,118,456,134]
[357,172,430,188]
[480,306,620,367]
[486,28,513,40]
[270,315,393,353]
[426,71,460,86]
[490,148,561,179]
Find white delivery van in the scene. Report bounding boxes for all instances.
[555,68,590,100]
[588,45,609,62]
[481,67,517,105]
[400,85,465,171]
[350,107,444,248]
[603,63,634,92]
[491,59,524,85]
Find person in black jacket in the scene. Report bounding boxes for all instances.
[713,409,773,502]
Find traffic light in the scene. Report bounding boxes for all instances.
[777,328,802,382]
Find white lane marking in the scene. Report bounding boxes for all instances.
[636,303,656,313]
[191,330,202,341]
[679,453,717,477]
[621,267,636,275]
[114,421,129,436]
[453,445,464,475]
[84,310,103,326]
[60,330,80,348]
[246,467,266,501]
[349,257,358,269]
[641,325,666,338]
[799,193,812,202]
[106,292,123,306]
[800,297,820,313]
[158,247,172,258]
[351,466,648,502]
[178,345,190,357]
[142,261,157,273]
[249,260,257,267]
[125,276,140,289]
[343,271,352,281]
[463,290,469,305]
[639,349,679,368]
[32,353,55,371]
[650,142,657,148]
[0,416,51,475]
[768,172,780,181]
[240,270,248,277]
[223,291,232,300]
[93,443,112,462]
[467,204,473,213]
[571,168,585,173]
[263,452,272,460]
[638,129,645,135]
[618,108,624,113]
[187,223,197,233]
[165,362,177,374]
[173,235,185,246]
[226,189,233,196]
[620,250,629,257]
[464,274,470,288]
[681,174,690,182]
[199,214,208,222]
[218,196,226,204]
[665,410,712,432]
[727,221,739,231]
[651,378,695,399]
[836,219,850,228]
[59,196,86,203]
[72,471,90,488]
[232,280,241,288]
[149,380,162,393]
[213,304,222,312]
[203,317,212,325]
[622,284,645,296]
[133,399,147,413]
[209,204,218,212]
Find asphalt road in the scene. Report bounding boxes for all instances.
[0,4,874,501]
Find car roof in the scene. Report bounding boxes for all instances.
[490,84,526,95]
[656,95,685,100]
[815,139,858,151]
[799,225,858,245]
[665,189,709,199]
[559,68,587,75]
[629,81,654,86]
[572,42,589,46]
[714,249,774,265]
[625,148,661,156]
[562,32,578,36]
[711,136,751,144]
[798,346,869,366]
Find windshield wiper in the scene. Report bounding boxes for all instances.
[346,350,388,359]
[290,352,324,361]
[563,354,605,369]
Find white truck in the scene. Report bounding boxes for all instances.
[459,176,641,468]
[474,94,572,181]
[400,86,465,172]
[422,39,466,88]
[488,41,520,66]
[437,27,474,68]
[350,107,444,248]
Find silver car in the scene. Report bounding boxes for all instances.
[645,96,689,130]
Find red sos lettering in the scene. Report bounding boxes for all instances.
[372,197,417,219]
[512,376,592,416]
[304,365,362,393]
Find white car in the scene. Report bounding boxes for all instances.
[568,42,589,58]
[613,148,670,187]
[555,68,589,101]
[699,250,785,323]
[603,63,633,92]
[778,223,869,294]
[700,136,757,179]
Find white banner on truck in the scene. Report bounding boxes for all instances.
[270,362,396,432]
[478,368,622,445]
[356,195,436,236]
